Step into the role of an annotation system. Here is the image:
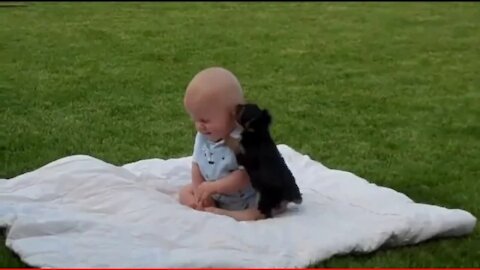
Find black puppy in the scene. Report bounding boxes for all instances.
[233,103,302,218]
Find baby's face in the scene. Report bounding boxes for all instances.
[187,101,234,142]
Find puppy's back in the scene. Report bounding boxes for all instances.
[256,135,303,204]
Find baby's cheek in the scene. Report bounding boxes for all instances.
[195,122,205,131]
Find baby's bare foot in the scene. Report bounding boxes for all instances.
[205,207,264,221]
[204,207,225,215]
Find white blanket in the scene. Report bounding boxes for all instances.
[0,145,476,268]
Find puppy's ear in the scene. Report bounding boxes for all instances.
[261,109,272,127]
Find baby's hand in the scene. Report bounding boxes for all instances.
[194,182,217,207]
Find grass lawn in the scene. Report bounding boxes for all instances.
[1,2,479,268]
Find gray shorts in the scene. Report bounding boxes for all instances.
[212,192,259,211]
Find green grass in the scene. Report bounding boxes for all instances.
[1,2,479,268]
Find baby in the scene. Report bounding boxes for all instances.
[179,67,264,221]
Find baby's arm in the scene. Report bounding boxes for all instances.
[195,169,250,206]
[191,163,216,209]
[191,162,205,189]
[191,133,206,189]
[212,169,250,195]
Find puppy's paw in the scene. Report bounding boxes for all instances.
[293,197,303,204]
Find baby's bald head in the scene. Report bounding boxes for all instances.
[184,67,244,113]
[183,67,245,141]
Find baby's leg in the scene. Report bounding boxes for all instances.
[179,184,215,210]
[179,184,197,209]
[205,207,265,221]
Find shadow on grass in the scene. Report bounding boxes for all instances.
[1,227,31,268]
